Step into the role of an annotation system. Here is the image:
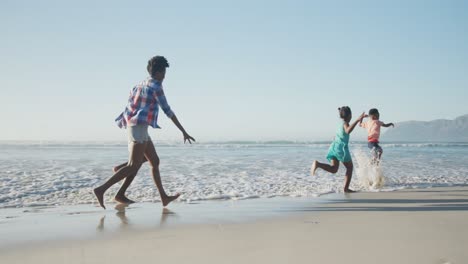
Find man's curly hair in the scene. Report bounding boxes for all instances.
[147,56,169,76]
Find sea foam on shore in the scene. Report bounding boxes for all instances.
[0,141,467,208]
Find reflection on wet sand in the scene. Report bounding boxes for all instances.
[115,204,130,227]
[97,215,105,231]
[160,207,176,227]
[96,204,176,232]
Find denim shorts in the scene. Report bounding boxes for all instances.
[128,124,151,144]
[368,142,383,153]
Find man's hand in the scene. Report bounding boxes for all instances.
[183,132,196,144]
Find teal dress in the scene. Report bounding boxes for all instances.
[326,122,352,162]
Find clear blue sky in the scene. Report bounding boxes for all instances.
[1,0,467,142]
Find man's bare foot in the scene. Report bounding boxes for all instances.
[344,188,356,193]
[310,160,318,176]
[115,195,136,204]
[93,187,106,209]
[161,193,180,207]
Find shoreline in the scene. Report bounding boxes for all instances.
[1,186,468,263]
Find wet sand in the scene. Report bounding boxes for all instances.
[1,186,468,264]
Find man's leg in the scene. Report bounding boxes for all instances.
[113,156,148,173]
[114,174,137,204]
[114,153,150,204]
[144,140,180,207]
[94,142,147,209]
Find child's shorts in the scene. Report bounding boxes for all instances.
[368,142,383,155]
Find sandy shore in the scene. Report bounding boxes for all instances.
[1,186,468,264]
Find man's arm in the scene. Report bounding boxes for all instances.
[154,86,175,118]
[154,85,195,144]
[171,115,195,144]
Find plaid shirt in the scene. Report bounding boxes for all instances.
[115,77,175,129]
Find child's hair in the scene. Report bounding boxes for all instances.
[369,108,379,116]
[338,106,351,120]
[147,56,170,76]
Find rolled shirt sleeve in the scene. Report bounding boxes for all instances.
[154,85,175,118]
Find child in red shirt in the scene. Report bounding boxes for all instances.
[359,108,394,163]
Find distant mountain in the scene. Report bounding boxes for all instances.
[383,114,468,142]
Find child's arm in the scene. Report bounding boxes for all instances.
[359,115,368,127]
[344,112,366,134]
[382,122,394,128]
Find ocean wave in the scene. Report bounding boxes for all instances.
[0,142,467,208]
[1,140,467,148]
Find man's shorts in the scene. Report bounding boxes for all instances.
[128,124,152,144]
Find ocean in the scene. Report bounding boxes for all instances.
[1,141,467,208]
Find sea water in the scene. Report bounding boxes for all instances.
[0,141,467,208]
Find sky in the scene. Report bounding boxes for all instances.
[1,0,467,142]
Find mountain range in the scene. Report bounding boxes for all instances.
[383,114,468,142]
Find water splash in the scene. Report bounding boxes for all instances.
[353,149,385,190]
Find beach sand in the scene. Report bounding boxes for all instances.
[1,186,467,264]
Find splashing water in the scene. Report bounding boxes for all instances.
[354,149,385,190]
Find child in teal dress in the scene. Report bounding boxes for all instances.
[310,106,366,193]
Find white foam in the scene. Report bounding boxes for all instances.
[0,142,467,208]
[354,149,385,190]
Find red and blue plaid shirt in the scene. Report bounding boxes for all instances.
[115,77,175,129]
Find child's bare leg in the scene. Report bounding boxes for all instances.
[370,148,378,165]
[144,140,180,207]
[343,161,355,193]
[94,142,146,209]
[310,160,318,175]
[313,159,339,174]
